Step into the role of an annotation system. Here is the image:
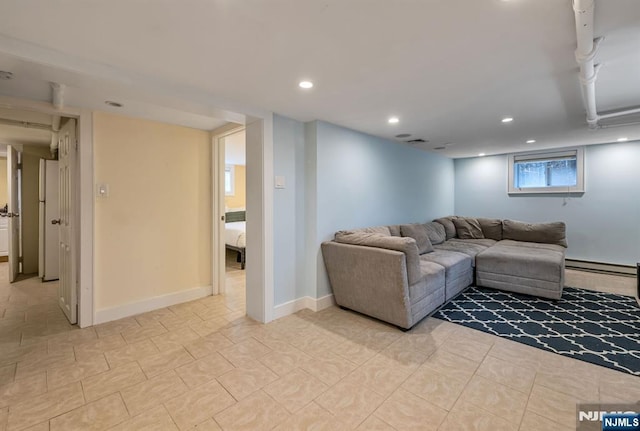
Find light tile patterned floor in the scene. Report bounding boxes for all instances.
[0,260,637,430]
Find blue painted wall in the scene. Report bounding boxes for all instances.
[314,121,455,297]
[454,141,640,266]
[272,117,456,305]
[272,114,307,306]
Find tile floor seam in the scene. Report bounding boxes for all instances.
[453,375,523,427]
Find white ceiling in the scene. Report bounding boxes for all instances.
[0,0,638,158]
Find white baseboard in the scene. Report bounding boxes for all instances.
[95,285,212,325]
[273,294,335,320]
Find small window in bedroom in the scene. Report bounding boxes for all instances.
[225,165,235,196]
[508,147,584,194]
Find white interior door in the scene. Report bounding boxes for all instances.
[7,146,19,283]
[213,133,226,295]
[58,119,77,324]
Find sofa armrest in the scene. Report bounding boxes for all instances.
[334,232,422,284]
[321,241,412,328]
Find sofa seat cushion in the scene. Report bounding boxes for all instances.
[433,239,493,265]
[476,241,565,283]
[410,261,445,303]
[448,238,498,248]
[496,239,565,253]
[419,250,473,281]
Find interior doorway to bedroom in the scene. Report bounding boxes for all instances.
[220,128,246,312]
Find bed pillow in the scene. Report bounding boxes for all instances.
[502,219,567,247]
[400,224,434,254]
[452,217,485,239]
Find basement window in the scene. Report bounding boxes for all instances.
[508,147,584,194]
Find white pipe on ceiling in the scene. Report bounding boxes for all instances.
[598,107,640,120]
[51,115,61,132]
[573,0,640,129]
[573,0,601,129]
[51,82,65,110]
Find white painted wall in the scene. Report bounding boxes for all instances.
[272,117,456,306]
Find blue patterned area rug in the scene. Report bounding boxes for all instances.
[432,286,640,376]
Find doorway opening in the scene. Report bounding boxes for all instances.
[221,128,246,313]
[0,107,79,325]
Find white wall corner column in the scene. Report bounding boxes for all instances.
[245,115,274,323]
[78,110,94,328]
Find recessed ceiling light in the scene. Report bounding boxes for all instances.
[478,153,486,157]
[105,101,123,108]
[617,137,629,142]
[0,71,14,80]
[526,139,536,144]
[298,81,313,89]
[501,117,514,123]
[388,117,400,124]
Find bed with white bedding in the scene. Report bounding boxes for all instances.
[225,211,246,269]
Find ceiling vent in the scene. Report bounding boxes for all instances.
[0,71,14,80]
[406,138,427,144]
[433,146,446,150]
[395,133,411,138]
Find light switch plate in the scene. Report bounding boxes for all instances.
[275,176,286,189]
[96,183,109,198]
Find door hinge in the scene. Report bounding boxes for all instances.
[75,139,78,151]
[18,256,23,263]
[16,163,22,170]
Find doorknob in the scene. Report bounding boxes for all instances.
[51,219,61,225]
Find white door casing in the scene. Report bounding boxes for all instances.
[7,145,19,283]
[58,119,77,324]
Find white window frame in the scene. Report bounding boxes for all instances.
[508,147,585,194]
[225,164,235,196]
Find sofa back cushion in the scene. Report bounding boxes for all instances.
[400,224,434,254]
[345,226,392,236]
[434,217,457,240]
[502,219,567,248]
[477,218,503,241]
[388,225,401,237]
[452,217,485,239]
[423,222,446,245]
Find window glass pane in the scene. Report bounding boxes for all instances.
[548,159,576,186]
[514,157,577,188]
[225,171,232,193]
[515,161,546,188]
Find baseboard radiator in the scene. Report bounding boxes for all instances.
[565,259,636,276]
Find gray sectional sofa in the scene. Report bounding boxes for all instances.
[321,216,567,329]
